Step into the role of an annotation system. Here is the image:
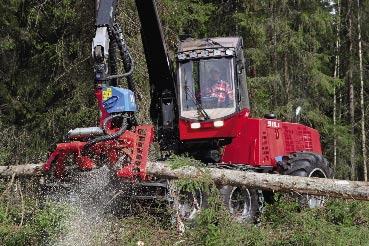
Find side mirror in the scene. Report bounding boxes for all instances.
[237,62,244,74]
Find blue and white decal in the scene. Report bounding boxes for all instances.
[102,86,137,113]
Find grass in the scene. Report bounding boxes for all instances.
[115,199,369,246]
[260,198,369,246]
[118,216,181,246]
[0,195,368,246]
[1,171,369,245]
[0,200,66,246]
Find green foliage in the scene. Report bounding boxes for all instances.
[1,179,369,245]
[168,154,204,169]
[168,155,214,196]
[118,216,181,246]
[114,186,369,245]
[0,0,96,164]
[247,75,281,116]
[260,199,369,245]
[0,200,66,246]
[161,0,216,38]
[0,120,46,165]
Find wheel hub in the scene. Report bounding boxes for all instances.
[229,187,252,222]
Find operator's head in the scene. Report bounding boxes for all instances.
[210,68,221,81]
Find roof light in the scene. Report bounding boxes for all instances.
[200,50,209,57]
[214,50,221,56]
[226,49,234,56]
[178,53,186,60]
[213,120,224,128]
[190,52,197,58]
[190,122,201,129]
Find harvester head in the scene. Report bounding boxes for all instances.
[43,85,154,181]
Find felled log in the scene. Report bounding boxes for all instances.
[148,162,369,201]
[1,162,369,201]
[0,164,43,177]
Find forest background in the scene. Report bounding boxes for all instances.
[2,0,369,245]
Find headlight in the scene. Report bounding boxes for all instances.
[213,120,224,128]
[190,122,201,129]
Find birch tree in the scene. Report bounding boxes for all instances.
[333,0,341,175]
[357,0,367,181]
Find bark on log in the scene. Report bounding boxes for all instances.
[1,162,369,201]
[0,164,43,177]
[147,162,369,201]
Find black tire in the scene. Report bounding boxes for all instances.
[219,185,261,223]
[280,152,333,208]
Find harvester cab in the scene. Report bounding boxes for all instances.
[177,37,249,123]
[175,37,251,161]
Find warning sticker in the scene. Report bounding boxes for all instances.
[102,88,112,101]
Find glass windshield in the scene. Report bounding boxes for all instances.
[179,57,236,120]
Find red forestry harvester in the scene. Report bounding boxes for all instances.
[44,0,332,223]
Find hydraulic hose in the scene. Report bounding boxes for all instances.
[108,28,118,86]
[107,23,139,124]
[84,114,128,150]
[107,23,135,81]
[106,51,134,79]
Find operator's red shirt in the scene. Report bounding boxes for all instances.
[207,80,233,103]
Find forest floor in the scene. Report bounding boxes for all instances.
[1,168,369,246]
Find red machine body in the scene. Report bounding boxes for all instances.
[179,109,321,169]
[43,125,154,179]
[174,37,323,170]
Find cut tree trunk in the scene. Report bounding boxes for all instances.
[0,164,43,177]
[2,162,369,201]
[147,162,369,201]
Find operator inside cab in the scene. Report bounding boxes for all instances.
[205,67,233,106]
[179,57,236,120]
